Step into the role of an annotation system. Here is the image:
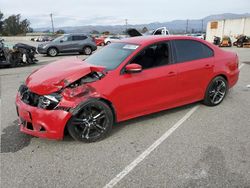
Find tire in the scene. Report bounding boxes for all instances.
[67,100,113,142]
[47,47,58,57]
[83,46,92,55]
[106,41,111,45]
[203,76,228,106]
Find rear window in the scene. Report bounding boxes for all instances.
[174,40,214,63]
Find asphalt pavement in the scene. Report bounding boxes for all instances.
[0,46,249,188]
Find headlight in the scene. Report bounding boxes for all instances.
[38,93,61,110]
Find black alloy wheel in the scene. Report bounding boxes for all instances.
[67,100,113,142]
[203,76,228,106]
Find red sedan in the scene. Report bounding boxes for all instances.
[16,36,239,142]
[94,37,105,46]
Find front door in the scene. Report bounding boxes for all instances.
[113,42,178,120]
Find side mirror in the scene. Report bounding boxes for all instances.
[125,63,142,73]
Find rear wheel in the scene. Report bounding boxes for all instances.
[47,47,58,57]
[83,46,92,55]
[203,76,228,106]
[67,100,113,142]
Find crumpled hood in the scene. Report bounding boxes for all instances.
[26,57,105,95]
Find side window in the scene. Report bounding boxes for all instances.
[61,36,71,42]
[131,42,170,69]
[202,43,214,58]
[154,29,163,35]
[174,40,213,63]
[72,35,87,41]
[79,35,87,40]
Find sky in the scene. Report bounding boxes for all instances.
[0,0,250,28]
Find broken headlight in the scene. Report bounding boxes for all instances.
[38,93,62,110]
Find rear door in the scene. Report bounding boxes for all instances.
[72,35,88,51]
[172,39,214,104]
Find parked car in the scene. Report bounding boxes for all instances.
[16,36,239,142]
[219,36,232,47]
[37,34,97,56]
[94,37,105,46]
[233,35,250,47]
[127,27,170,37]
[104,36,121,45]
[187,33,205,40]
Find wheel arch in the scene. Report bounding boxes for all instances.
[63,97,117,138]
[47,46,59,53]
[83,45,93,50]
[203,73,229,99]
[98,97,117,123]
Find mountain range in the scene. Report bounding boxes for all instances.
[34,13,250,34]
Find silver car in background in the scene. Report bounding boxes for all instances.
[37,34,97,56]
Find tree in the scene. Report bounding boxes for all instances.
[0,11,3,34]
[2,13,32,35]
[90,30,99,34]
[141,27,148,33]
[55,29,65,34]
[102,31,110,35]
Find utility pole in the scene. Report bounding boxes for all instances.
[50,13,55,34]
[186,19,189,34]
[201,19,204,33]
[125,19,128,32]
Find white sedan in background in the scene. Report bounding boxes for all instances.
[104,36,122,45]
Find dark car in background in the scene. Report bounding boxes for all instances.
[37,34,97,56]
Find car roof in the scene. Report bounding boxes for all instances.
[67,33,87,36]
[119,35,205,46]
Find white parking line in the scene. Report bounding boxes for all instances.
[103,105,199,188]
[239,63,245,69]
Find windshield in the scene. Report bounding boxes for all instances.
[85,43,139,70]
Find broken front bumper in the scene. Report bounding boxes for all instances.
[16,95,72,140]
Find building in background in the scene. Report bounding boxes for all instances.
[206,17,250,42]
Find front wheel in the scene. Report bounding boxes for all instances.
[67,100,113,142]
[47,47,58,57]
[203,76,228,106]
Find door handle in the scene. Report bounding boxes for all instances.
[205,64,213,68]
[167,71,176,77]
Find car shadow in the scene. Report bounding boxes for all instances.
[62,102,198,143]
[109,102,199,137]
[0,102,199,148]
[1,120,33,153]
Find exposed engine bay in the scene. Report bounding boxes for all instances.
[68,71,104,88]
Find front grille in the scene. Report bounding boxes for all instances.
[19,85,40,107]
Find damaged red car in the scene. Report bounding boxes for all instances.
[16,36,239,142]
